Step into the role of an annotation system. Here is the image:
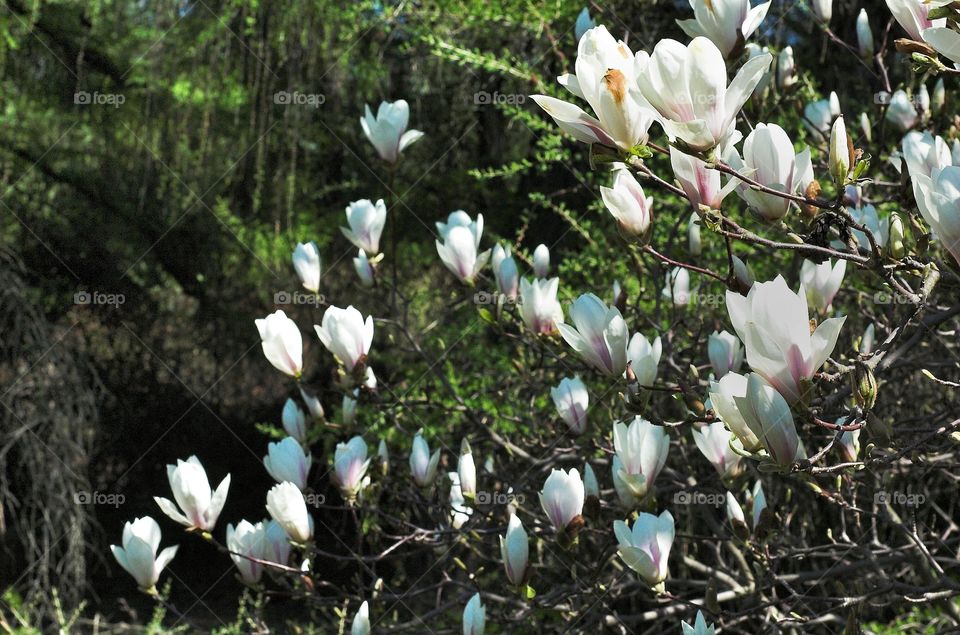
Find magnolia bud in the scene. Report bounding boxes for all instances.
[933,78,946,113]
[829,116,850,186]
[860,112,871,143]
[888,212,905,258]
[856,9,873,59]
[852,361,878,410]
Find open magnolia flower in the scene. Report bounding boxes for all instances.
[900,131,954,179]
[265,437,312,491]
[885,0,944,41]
[266,482,314,543]
[614,510,674,589]
[539,468,585,532]
[531,25,657,151]
[692,420,743,479]
[341,199,386,257]
[558,293,629,376]
[637,36,771,153]
[435,211,490,285]
[360,99,423,163]
[154,456,230,532]
[736,373,804,467]
[519,277,564,335]
[709,371,762,452]
[612,417,669,507]
[800,259,846,314]
[314,305,374,373]
[671,146,739,211]
[333,436,370,500]
[626,332,662,387]
[911,165,960,266]
[726,275,845,403]
[676,0,771,59]
[727,123,812,221]
[111,516,178,592]
[256,310,303,377]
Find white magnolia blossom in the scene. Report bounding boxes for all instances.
[637,37,771,152]
[551,376,590,434]
[857,9,874,58]
[342,391,358,426]
[457,441,477,499]
[751,480,768,528]
[583,462,600,499]
[256,310,303,377]
[492,244,519,300]
[299,385,325,422]
[676,0,771,59]
[437,210,483,242]
[901,131,955,180]
[811,0,832,22]
[688,212,702,255]
[226,520,288,585]
[111,516,178,591]
[558,293,630,376]
[574,7,596,40]
[933,78,946,112]
[539,468,585,531]
[777,46,796,90]
[626,332,662,387]
[612,417,670,507]
[727,123,812,221]
[266,481,314,543]
[829,116,850,186]
[531,26,658,151]
[341,199,387,256]
[292,241,321,293]
[726,275,845,403]
[803,91,839,135]
[734,373,804,467]
[601,168,654,238]
[360,99,423,163]
[333,436,370,499]
[314,305,374,372]
[351,601,370,635]
[614,510,675,589]
[154,456,230,532]
[499,513,529,585]
[682,610,717,635]
[708,330,743,378]
[264,437,312,491]
[353,249,375,287]
[463,593,486,635]
[800,259,846,313]
[886,0,944,41]
[885,91,918,132]
[533,243,550,278]
[692,420,743,479]
[726,490,746,525]
[662,267,693,306]
[519,277,564,335]
[281,398,307,443]
[448,471,473,529]
[912,165,960,266]
[671,146,738,211]
[410,431,442,487]
[709,371,761,452]
[436,211,490,284]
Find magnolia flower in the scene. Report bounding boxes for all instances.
[583,462,600,499]
[463,593,486,635]
[726,491,746,525]
[574,7,596,40]
[692,420,743,478]
[299,385,325,422]
[519,277,564,335]
[887,0,944,40]
[111,516,178,591]
[637,37,771,152]
[265,437,312,491]
[682,611,717,635]
[727,123,812,221]
[838,421,862,462]
[676,0,771,59]
[315,305,374,372]
[551,376,589,434]
[662,267,693,306]
[352,249,375,287]
[492,244,519,300]
[614,510,674,589]
[918,83,931,115]
[154,456,230,532]
[333,436,370,499]
[360,99,423,163]
[803,91,839,135]
[708,330,743,377]
[688,213,702,255]
[885,91,918,132]
[911,165,960,265]
[829,116,851,186]
[436,212,490,285]
[811,0,832,22]
[626,332,662,387]
[601,168,654,239]
[901,131,953,180]
[735,373,803,467]
[800,259,846,313]
[282,398,307,443]
[260,519,292,566]
[256,310,303,377]
[933,78,946,112]
[458,441,477,499]
[727,275,845,403]
[777,46,796,89]
[342,391,358,425]
[670,147,738,211]
[533,244,550,278]
[539,468,585,531]
[448,472,473,529]
[500,513,529,585]
[860,112,872,143]
[266,482,313,543]
[531,26,657,151]
[709,372,761,451]
[612,417,669,507]
[410,431,441,487]
[845,205,890,251]
[861,323,876,354]
[226,519,270,585]
[558,293,629,376]
[351,601,370,635]
[292,242,321,293]
[857,9,874,58]
[341,199,386,256]
[751,480,768,528]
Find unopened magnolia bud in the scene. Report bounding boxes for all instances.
[852,361,878,410]
[860,112,871,143]
[888,213,905,258]
[933,78,945,113]
[856,9,873,59]
[829,116,851,186]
